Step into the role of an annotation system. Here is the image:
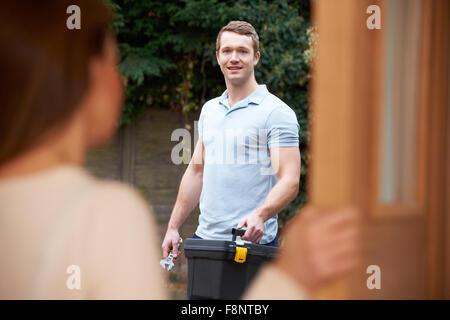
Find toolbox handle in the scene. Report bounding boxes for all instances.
[231,228,246,242]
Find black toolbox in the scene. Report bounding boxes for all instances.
[184,228,278,299]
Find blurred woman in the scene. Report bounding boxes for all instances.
[0,0,167,299]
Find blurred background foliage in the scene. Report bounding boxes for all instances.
[109,0,314,225]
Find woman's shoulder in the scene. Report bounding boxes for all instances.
[62,166,164,299]
[75,168,153,222]
[70,166,159,265]
[91,179,152,219]
[30,165,155,225]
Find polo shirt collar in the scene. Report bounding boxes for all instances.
[218,89,229,108]
[248,84,268,105]
[219,84,268,109]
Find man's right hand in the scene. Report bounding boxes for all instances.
[162,228,181,260]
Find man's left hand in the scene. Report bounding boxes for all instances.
[236,212,265,243]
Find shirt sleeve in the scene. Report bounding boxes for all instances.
[242,264,309,300]
[86,182,168,300]
[266,106,300,148]
[197,104,206,142]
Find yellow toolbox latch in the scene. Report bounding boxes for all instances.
[234,246,247,263]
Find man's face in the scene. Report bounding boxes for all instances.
[216,31,260,86]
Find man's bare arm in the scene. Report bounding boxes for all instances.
[258,146,301,220]
[238,147,301,243]
[162,140,204,258]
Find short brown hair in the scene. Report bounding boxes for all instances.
[216,21,259,53]
[0,0,111,165]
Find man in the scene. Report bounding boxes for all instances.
[160,21,361,299]
[162,21,300,257]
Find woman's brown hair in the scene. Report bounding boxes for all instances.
[0,0,111,165]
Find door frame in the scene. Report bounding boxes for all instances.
[309,0,449,299]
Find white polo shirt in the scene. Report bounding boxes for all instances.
[196,85,300,244]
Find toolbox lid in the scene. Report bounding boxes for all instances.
[184,238,278,261]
